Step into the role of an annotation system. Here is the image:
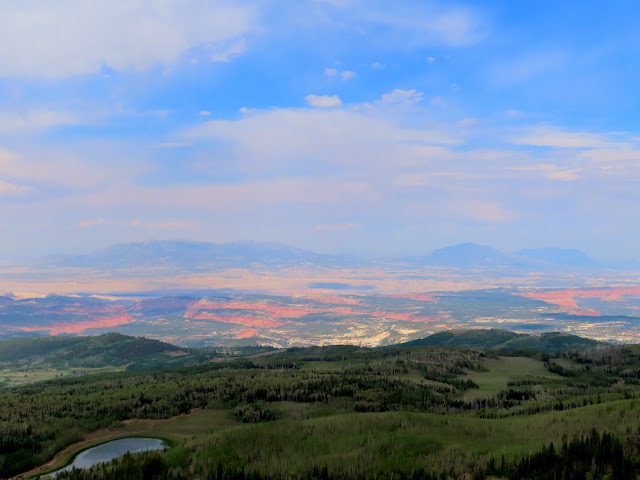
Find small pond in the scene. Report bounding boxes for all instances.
[48,437,166,477]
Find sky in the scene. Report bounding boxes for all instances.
[1,0,640,261]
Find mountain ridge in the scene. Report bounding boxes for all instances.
[33,239,631,273]
[37,240,362,271]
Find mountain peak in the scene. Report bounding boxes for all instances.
[517,247,600,268]
[425,243,511,268]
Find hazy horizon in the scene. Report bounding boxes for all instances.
[3,238,639,266]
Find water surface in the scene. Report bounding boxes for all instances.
[50,437,166,476]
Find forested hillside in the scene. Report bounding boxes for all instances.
[0,333,187,366]
[3,339,640,479]
[399,329,600,352]
[0,334,276,387]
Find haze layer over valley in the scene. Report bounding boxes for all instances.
[3,240,640,346]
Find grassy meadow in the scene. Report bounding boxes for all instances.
[0,365,127,388]
[462,356,561,400]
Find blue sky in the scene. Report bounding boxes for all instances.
[1,0,640,260]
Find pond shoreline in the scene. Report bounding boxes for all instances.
[11,415,183,480]
[44,437,167,478]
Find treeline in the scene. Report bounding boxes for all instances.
[478,429,639,479]
[52,429,640,480]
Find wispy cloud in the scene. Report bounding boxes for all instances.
[489,51,567,85]
[148,141,193,149]
[508,164,584,182]
[0,0,257,77]
[0,147,146,190]
[305,94,343,107]
[377,89,424,105]
[511,126,627,149]
[315,223,357,231]
[0,110,87,132]
[0,180,33,196]
[358,2,487,47]
[341,70,356,80]
[78,218,108,227]
[210,38,248,63]
[149,221,197,229]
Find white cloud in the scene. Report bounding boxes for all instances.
[78,218,109,227]
[210,38,248,63]
[324,68,338,77]
[312,0,352,6]
[504,109,524,118]
[149,221,197,230]
[464,201,515,223]
[305,94,343,108]
[341,70,356,80]
[508,164,584,182]
[182,103,463,176]
[67,177,379,212]
[0,145,146,190]
[547,170,583,181]
[0,180,33,196]
[314,1,485,47]
[378,89,423,105]
[199,111,211,116]
[0,149,19,164]
[580,149,640,163]
[457,118,477,126]
[489,51,567,85]
[0,110,85,132]
[429,96,446,107]
[0,0,257,77]
[362,4,486,47]
[371,62,386,69]
[315,223,357,231]
[148,141,193,149]
[504,128,640,182]
[511,126,631,149]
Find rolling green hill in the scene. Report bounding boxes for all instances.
[0,333,185,363]
[0,329,602,389]
[0,333,280,388]
[398,328,601,353]
[0,333,193,369]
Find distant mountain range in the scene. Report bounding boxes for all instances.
[400,243,613,270]
[33,240,639,273]
[37,240,361,271]
[516,247,603,268]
